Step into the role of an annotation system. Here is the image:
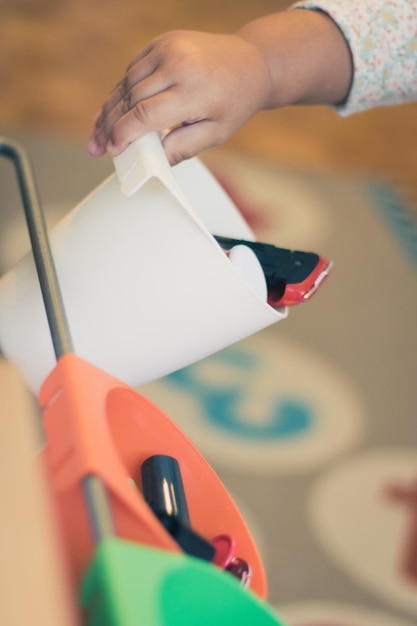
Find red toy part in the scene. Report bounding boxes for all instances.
[271,255,332,307]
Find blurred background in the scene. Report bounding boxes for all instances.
[0,2,417,626]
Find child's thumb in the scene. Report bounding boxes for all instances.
[162,121,224,165]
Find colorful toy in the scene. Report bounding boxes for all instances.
[0,138,286,625]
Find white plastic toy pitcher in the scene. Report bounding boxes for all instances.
[0,132,287,395]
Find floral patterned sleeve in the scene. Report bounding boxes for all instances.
[290,0,417,114]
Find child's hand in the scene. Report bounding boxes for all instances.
[88,30,272,164]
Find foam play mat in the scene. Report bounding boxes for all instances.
[0,133,416,625]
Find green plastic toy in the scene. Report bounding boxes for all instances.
[81,539,287,626]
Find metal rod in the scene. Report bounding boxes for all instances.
[82,475,115,542]
[0,137,73,359]
[0,138,115,541]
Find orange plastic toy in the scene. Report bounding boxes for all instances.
[40,352,267,596]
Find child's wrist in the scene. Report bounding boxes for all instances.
[233,33,276,110]
[237,9,352,109]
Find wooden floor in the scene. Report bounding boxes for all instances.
[1,0,417,218]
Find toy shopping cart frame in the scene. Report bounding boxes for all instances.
[0,137,285,626]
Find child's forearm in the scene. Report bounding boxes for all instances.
[237,8,353,109]
[88,8,354,162]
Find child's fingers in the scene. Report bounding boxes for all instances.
[92,73,174,152]
[94,52,160,130]
[162,121,226,165]
[126,41,155,71]
[102,87,206,156]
